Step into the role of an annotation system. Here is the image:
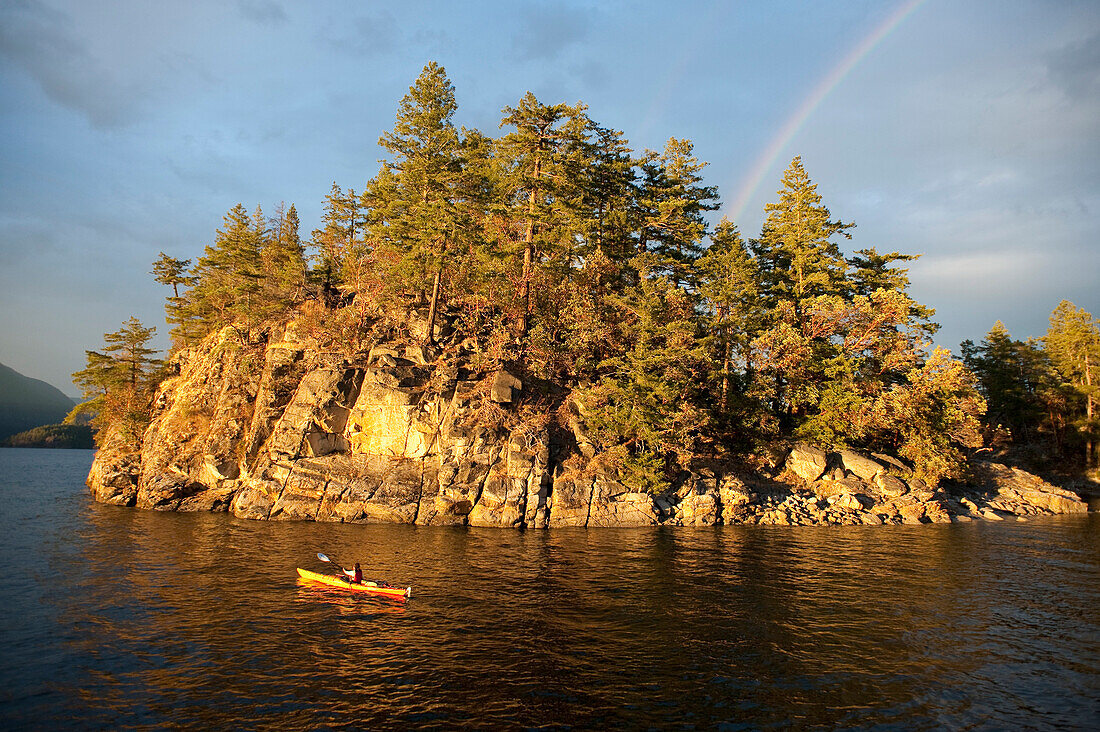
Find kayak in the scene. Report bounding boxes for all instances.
[296,568,411,600]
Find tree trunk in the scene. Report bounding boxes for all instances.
[425,263,442,345]
[1085,351,1095,470]
[518,155,541,339]
[717,307,729,413]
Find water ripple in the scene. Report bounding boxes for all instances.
[0,449,1096,730]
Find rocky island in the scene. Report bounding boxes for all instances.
[87,312,1087,527]
[81,64,1095,525]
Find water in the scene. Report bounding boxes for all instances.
[0,449,1097,730]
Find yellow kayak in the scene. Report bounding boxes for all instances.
[296,568,411,600]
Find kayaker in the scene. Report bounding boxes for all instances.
[342,562,363,584]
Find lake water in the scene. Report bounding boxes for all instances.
[0,448,1097,730]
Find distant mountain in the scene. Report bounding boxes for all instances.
[0,363,76,441]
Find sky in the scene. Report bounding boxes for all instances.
[1,0,1097,395]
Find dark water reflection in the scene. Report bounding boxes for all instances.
[0,449,1097,729]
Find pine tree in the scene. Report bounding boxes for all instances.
[265,202,307,303]
[638,138,719,288]
[311,183,362,295]
[375,62,465,342]
[573,122,639,266]
[579,271,711,493]
[752,156,852,317]
[151,253,194,300]
[151,252,195,338]
[499,92,588,338]
[697,219,760,415]
[1045,300,1100,470]
[961,322,1058,445]
[71,317,162,444]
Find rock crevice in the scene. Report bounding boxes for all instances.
[87,325,1089,527]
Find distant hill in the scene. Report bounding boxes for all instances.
[4,423,95,449]
[0,363,76,441]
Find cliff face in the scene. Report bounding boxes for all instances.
[87,321,1088,527]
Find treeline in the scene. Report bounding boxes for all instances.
[75,62,1098,486]
[4,424,95,449]
[964,302,1099,475]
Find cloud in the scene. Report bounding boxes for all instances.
[1046,31,1100,100]
[0,0,150,128]
[511,4,591,61]
[237,0,287,26]
[321,9,399,57]
[915,250,1041,291]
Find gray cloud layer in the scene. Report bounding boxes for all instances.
[0,0,1097,392]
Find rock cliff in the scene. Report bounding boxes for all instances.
[87,320,1089,527]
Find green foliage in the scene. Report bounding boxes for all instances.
[962,322,1061,443]
[1044,301,1100,470]
[151,252,195,336]
[71,317,162,446]
[134,68,1010,490]
[752,156,853,312]
[873,348,985,485]
[639,137,719,286]
[369,62,470,342]
[577,266,712,490]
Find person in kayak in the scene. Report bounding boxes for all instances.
[342,562,363,584]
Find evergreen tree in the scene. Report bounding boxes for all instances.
[638,138,719,287]
[71,317,162,444]
[311,183,362,295]
[375,62,465,342]
[573,122,639,265]
[150,252,195,338]
[151,253,194,300]
[579,268,712,493]
[499,92,588,338]
[752,156,852,317]
[1045,300,1100,470]
[178,204,266,337]
[961,322,1054,444]
[697,219,760,416]
[265,202,308,303]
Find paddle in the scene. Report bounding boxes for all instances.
[317,552,352,580]
[317,552,384,588]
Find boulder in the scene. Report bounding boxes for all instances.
[837,450,884,480]
[305,432,349,457]
[923,499,953,523]
[673,493,719,526]
[87,445,140,506]
[873,472,908,498]
[785,444,827,482]
[490,370,523,404]
[833,492,871,511]
[898,503,928,524]
[230,479,278,520]
[813,476,863,499]
[548,470,594,527]
[588,487,659,528]
[872,453,913,477]
[346,374,437,459]
[970,461,1086,515]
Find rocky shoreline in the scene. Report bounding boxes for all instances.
[87,322,1089,527]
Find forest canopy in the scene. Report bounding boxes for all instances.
[76,63,1100,485]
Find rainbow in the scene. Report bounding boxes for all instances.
[725,0,927,225]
